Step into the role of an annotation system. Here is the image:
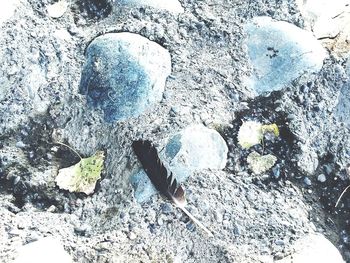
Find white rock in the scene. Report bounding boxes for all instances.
[244,16,327,94]
[275,234,345,263]
[47,1,69,18]
[0,0,19,25]
[14,237,73,263]
[297,0,350,55]
[317,173,327,182]
[297,0,350,38]
[164,124,228,182]
[119,0,184,14]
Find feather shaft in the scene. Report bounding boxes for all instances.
[173,199,214,237]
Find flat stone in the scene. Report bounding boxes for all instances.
[131,125,228,203]
[13,237,73,263]
[275,234,345,263]
[119,0,184,14]
[79,32,171,122]
[244,16,327,94]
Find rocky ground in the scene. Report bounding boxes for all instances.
[1,0,350,262]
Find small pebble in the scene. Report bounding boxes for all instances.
[46,205,57,213]
[15,141,25,148]
[317,174,326,183]
[275,239,285,246]
[186,222,195,231]
[128,232,137,240]
[303,177,312,186]
[214,211,223,223]
[157,217,163,226]
[169,107,178,117]
[233,223,242,236]
[161,203,173,214]
[323,165,332,175]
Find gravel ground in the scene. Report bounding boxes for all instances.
[1,0,350,262]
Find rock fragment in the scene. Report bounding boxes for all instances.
[244,16,327,94]
[79,33,171,122]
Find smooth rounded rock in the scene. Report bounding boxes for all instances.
[131,125,228,203]
[119,0,184,14]
[79,33,171,122]
[317,173,326,183]
[244,16,327,94]
[275,234,345,263]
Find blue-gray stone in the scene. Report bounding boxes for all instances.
[130,170,157,203]
[165,134,182,159]
[79,33,171,122]
[303,176,312,186]
[244,16,327,94]
[131,125,228,203]
[118,0,184,14]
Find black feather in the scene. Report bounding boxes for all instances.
[132,139,213,236]
[132,140,186,205]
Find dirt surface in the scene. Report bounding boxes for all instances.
[1,0,350,262]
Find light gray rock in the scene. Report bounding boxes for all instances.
[244,16,327,94]
[79,32,171,122]
[296,0,350,41]
[164,125,228,181]
[275,234,345,263]
[0,0,19,25]
[13,237,73,263]
[317,173,326,182]
[131,125,228,202]
[118,0,184,14]
[296,0,350,56]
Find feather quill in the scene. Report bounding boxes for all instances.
[132,140,213,237]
